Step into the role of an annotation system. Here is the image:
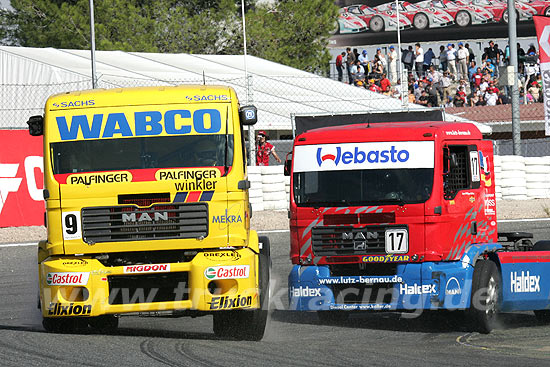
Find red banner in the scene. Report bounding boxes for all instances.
[534,15,550,136]
[0,130,44,227]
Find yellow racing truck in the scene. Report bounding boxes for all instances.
[27,85,270,340]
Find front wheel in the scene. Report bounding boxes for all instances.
[468,260,500,334]
[213,237,270,341]
[455,10,471,27]
[369,15,385,32]
[413,13,429,30]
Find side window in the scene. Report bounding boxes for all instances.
[443,145,480,200]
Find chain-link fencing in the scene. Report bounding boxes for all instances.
[1,67,548,159]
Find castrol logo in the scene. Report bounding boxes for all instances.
[123,264,170,274]
[46,272,90,286]
[204,265,250,280]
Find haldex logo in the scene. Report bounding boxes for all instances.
[316,146,410,167]
[511,271,540,293]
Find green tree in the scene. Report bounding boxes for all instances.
[3,0,157,51]
[0,0,338,73]
[246,0,338,73]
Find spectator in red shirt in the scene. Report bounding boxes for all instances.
[336,52,345,82]
[256,131,281,166]
[472,67,483,88]
[380,73,391,93]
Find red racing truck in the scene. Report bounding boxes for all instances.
[286,120,550,333]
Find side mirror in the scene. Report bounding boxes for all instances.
[27,115,44,136]
[239,105,257,125]
[284,152,292,176]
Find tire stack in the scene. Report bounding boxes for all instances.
[498,155,527,200]
[261,165,287,210]
[525,156,550,199]
[493,155,502,200]
[248,166,264,212]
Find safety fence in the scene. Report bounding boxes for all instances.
[2,73,549,159]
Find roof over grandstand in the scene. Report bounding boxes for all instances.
[0,46,489,133]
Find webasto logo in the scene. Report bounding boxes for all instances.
[316,146,410,167]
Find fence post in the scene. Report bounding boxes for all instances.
[247,74,256,166]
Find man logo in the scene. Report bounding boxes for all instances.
[343,231,378,251]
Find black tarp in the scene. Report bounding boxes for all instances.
[294,109,444,136]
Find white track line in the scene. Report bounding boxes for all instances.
[0,242,36,248]
[499,218,550,223]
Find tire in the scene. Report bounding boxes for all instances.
[42,317,84,333]
[213,237,270,341]
[469,260,500,334]
[413,13,429,30]
[455,10,471,27]
[369,15,385,32]
[88,315,119,332]
[317,311,350,323]
[533,240,550,251]
[534,310,550,323]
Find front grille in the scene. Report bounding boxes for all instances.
[108,272,188,305]
[311,225,406,256]
[82,203,208,243]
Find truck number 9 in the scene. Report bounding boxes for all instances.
[62,211,82,240]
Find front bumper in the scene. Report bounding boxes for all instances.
[289,261,474,312]
[39,248,260,318]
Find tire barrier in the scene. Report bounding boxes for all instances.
[246,155,550,211]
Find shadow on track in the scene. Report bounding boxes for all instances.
[270,309,544,333]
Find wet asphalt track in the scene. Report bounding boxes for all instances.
[0,220,550,366]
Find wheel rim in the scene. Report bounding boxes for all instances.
[456,11,470,26]
[485,276,498,317]
[371,17,383,32]
[414,14,428,29]
[545,7,550,16]
[503,10,508,23]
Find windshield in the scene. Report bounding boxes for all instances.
[293,168,433,206]
[51,135,233,174]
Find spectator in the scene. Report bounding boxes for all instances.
[372,58,384,79]
[457,86,468,105]
[417,90,429,105]
[380,73,391,93]
[336,52,345,82]
[353,48,360,62]
[358,50,369,73]
[528,81,540,102]
[472,67,483,89]
[402,45,414,75]
[376,48,387,72]
[470,87,481,106]
[425,79,438,106]
[415,43,424,78]
[256,131,281,166]
[439,45,447,71]
[388,45,398,84]
[441,71,452,102]
[498,88,510,104]
[457,42,469,80]
[466,43,475,63]
[487,41,500,65]
[519,89,526,104]
[446,43,457,80]
[482,59,495,77]
[423,47,435,72]
[485,87,498,106]
[368,79,382,92]
[427,65,443,100]
[351,60,365,85]
[346,47,356,84]
[453,92,465,107]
